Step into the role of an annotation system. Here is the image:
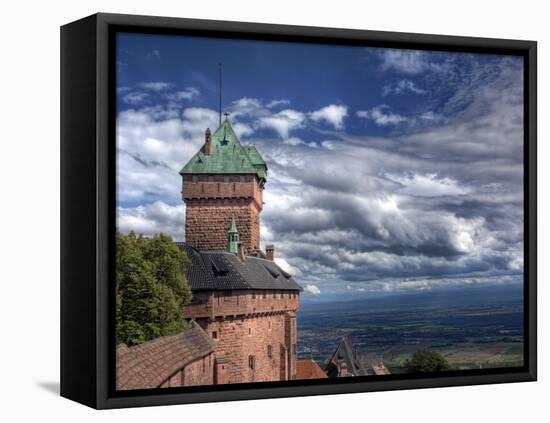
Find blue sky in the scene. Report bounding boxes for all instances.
[116,32,524,300]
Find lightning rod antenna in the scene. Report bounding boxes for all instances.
[218,63,222,126]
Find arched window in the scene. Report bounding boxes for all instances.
[248,355,255,369]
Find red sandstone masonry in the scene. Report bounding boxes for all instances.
[187,291,300,383]
[184,290,300,319]
[159,352,214,388]
[185,201,261,255]
[182,175,263,254]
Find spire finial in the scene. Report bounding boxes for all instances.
[218,63,222,126]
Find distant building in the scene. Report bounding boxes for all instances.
[326,337,390,378]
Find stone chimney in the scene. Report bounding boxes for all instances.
[238,242,246,261]
[204,128,212,155]
[266,244,275,261]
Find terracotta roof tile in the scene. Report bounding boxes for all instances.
[116,321,215,390]
[296,359,328,380]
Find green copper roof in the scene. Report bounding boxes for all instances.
[228,216,238,234]
[179,119,267,181]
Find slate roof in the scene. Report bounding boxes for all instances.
[327,337,368,377]
[175,242,302,292]
[179,118,267,182]
[116,321,215,390]
[296,360,329,380]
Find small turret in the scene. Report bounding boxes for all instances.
[227,217,240,254]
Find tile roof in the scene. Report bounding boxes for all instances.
[179,118,267,182]
[116,321,215,390]
[296,359,328,380]
[175,242,303,292]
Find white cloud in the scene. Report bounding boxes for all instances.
[379,49,444,74]
[181,107,219,135]
[383,79,427,96]
[116,106,218,203]
[122,91,149,105]
[164,87,200,102]
[357,105,407,126]
[274,257,303,277]
[232,122,254,138]
[386,173,470,197]
[304,284,321,295]
[282,137,318,148]
[259,109,306,138]
[147,50,161,60]
[117,201,186,241]
[266,99,291,108]
[230,97,265,119]
[419,111,445,123]
[310,104,348,129]
[138,82,173,91]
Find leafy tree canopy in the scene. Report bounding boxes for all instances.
[406,349,453,373]
[116,232,192,346]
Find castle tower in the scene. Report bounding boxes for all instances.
[178,116,301,385]
[180,118,267,255]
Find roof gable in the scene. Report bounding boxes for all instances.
[328,337,368,376]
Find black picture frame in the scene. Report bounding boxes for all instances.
[60,12,537,409]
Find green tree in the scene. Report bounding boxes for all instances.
[115,232,192,346]
[406,349,453,373]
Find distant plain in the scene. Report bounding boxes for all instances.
[297,284,524,373]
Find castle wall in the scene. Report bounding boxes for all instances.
[159,352,214,388]
[186,290,300,384]
[202,313,294,384]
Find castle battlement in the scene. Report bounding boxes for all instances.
[183,289,300,320]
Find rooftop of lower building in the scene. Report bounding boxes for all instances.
[176,242,303,292]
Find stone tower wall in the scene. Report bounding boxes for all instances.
[182,174,263,254]
[188,290,300,384]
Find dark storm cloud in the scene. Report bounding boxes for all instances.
[249,55,524,290]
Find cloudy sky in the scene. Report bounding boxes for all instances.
[116,32,524,300]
